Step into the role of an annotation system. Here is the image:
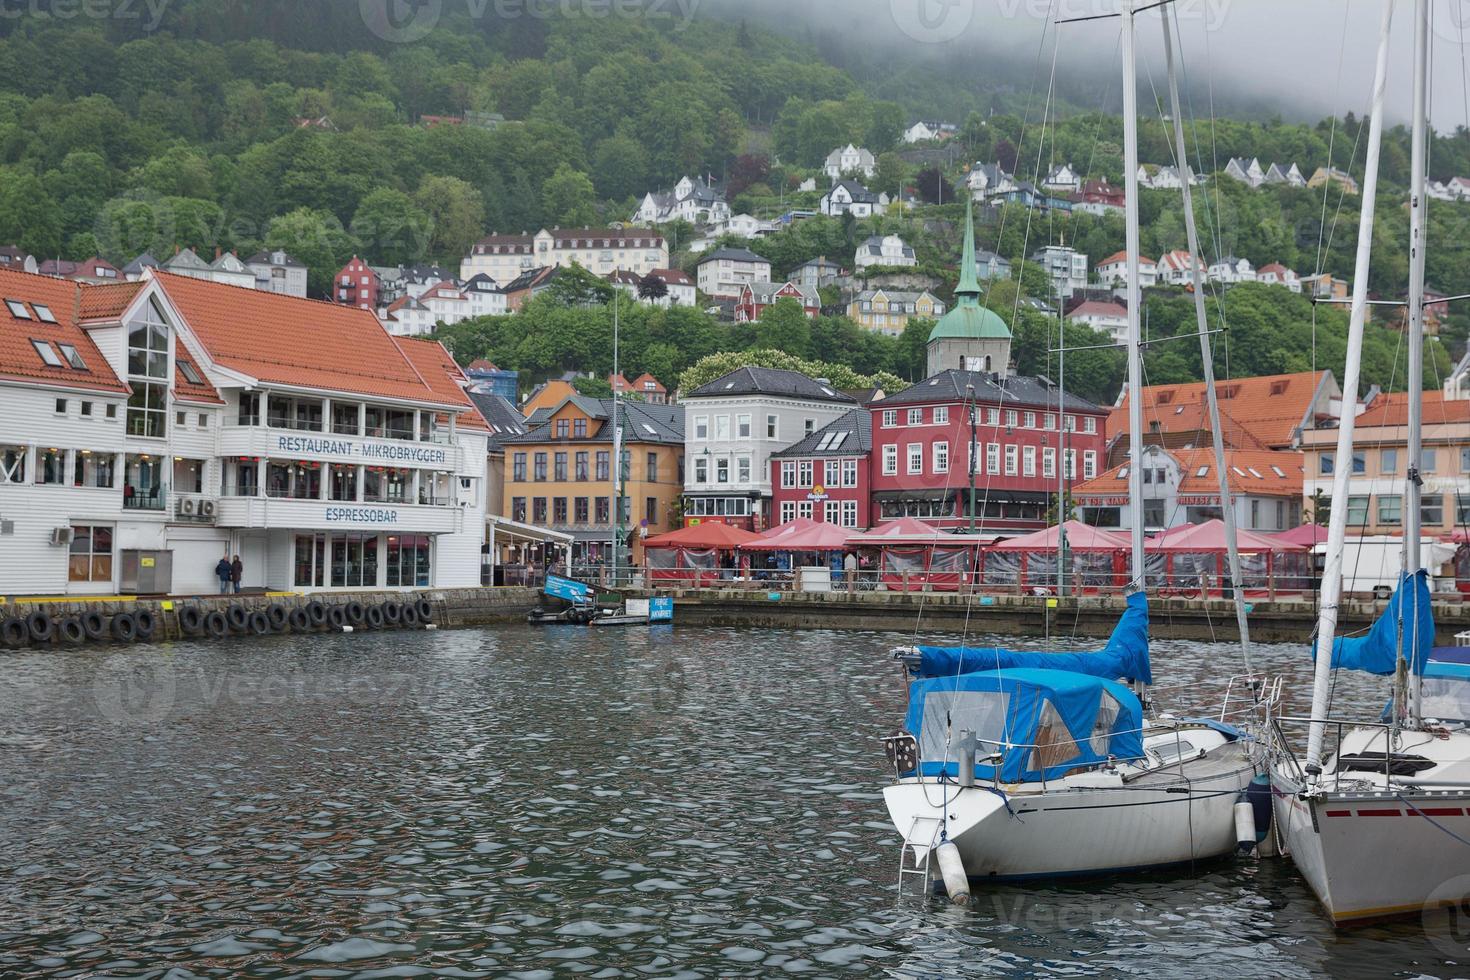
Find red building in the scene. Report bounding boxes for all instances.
[769,409,872,529]
[335,256,379,310]
[734,281,820,324]
[867,370,1109,531]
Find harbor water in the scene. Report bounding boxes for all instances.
[0,624,1460,977]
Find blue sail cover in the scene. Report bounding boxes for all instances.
[902,668,1144,783]
[913,590,1152,686]
[1324,570,1435,676]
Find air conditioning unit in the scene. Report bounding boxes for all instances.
[50,527,74,546]
[200,499,217,517]
[180,497,198,516]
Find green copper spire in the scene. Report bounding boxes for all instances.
[955,195,982,302]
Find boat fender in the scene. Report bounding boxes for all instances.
[204,610,228,638]
[226,604,249,632]
[1247,774,1276,856]
[383,602,402,625]
[133,609,156,640]
[178,605,204,634]
[81,611,106,641]
[58,617,86,645]
[289,607,310,632]
[402,604,420,627]
[110,612,137,643]
[306,600,328,627]
[415,598,433,622]
[266,603,288,631]
[26,611,54,644]
[1234,800,1258,856]
[328,606,347,629]
[344,601,366,625]
[365,605,384,629]
[934,841,970,905]
[1,616,26,648]
[248,610,270,636]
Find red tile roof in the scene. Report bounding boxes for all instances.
[0,269,129,394]
[652,268,692,285]
[1355,390,1470,427]
[633,373,667,393]
[1097,251,1154,266]
[1109,371,1328,449]
[393,336,489,432]
[78,281,144,320]
[1073,447,1304,498]
[172,339,223,404]
[152,272,464,406]
[1070,300,1129,319]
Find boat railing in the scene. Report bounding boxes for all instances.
[1271,716,1399,792]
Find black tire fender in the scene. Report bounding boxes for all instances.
[248,610,270,635]
[26,611,54,643]
[58,617,86,644]
[204,610,228,638]
[110,612,137,643]
[133,609,156,640]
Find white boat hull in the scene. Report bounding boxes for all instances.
[1272,775,1470,924]
[886,741,1256,880]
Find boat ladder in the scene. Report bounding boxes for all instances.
[897,815,944,898]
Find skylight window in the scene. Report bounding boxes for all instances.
[32,340,62,367]
[1247,467,1264,479]
[820,386,835,396]
[1271,465,1286,478]
[32,303,56,323]
[1195,465,1209,477]
[641,424,656,435]
[57,343,86,370]
[1232,466,1246,477]
[7,299,31,319]
[1117,467,1129,479]
[829,432,848,450]
[179,361,203,385]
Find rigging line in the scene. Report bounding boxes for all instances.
[1009,4,1064,334]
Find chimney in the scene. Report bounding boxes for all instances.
[215,246,221,260]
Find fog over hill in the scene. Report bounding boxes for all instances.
[710,0,1470,128]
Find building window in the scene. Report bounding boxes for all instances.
[805,419,815,436]
[332,403,361,435]
[798,460,814,487]
[385,534,431,588]
[1004,445,1018,476]
[1382,449,1397,474]
[1023,445,1036,477]
[1044,413,1056,430]
[737,456,751,483]
[716,458,730,483]
[934,406,949,425]
[554,452,568,481]
[1320,453,1334,475]
[1042,447,1056,479]
[532,498,548,524]
[881,410,897,428]
[695,457,708,483]
[781,460,797,489]
[933,441,949,474]
[907,408,924,426]
[1024,411,1036,429]
[1083,451,1097,480]
[986,443,1000,475]
[55,398,66,414]
[1083,417,1096,434]
[513,453,527,481]
[534,453,548,481]
[68,525,113,583]
[825,460,841,488]
[842,459,858,487]
[512,497,527,522]
[1345,495,1370,525]
[1424,449,1438,473]
[595,497,610,524]
[715,415,730,440]
[596,451,610,481]
[575,497,590,523]
[781,501,796,524]
[882,445,898,475]
[1352,453,1366,475]
[362,466,409,503]
[329,463,357,501]
[1422,494,1445,527]
[841,500,859,528]
[555,419,569,439]
[646,497,658,524]
[647,452,659,482]
[737,414,752,438]
[574,452,589,481]
[35,448,66,485]
[694,416,708,440]
[329,533,379,588]
[73,451,115,489]
[574,419,588,438]
[1378,496,1402,526]
[907,443,923,475]
[553,498,568,524]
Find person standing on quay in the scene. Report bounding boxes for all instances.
[215,555,232,595]
[230,554,243,594]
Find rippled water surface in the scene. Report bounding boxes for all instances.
[0,623,1459,977]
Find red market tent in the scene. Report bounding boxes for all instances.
[1147,519,1309,594]
[644,522,762,583]
[742,517,820,549]
[1271,523,1330,549]
[740,521,853,552]
[847,518,997,592]
[985,520,1131,591]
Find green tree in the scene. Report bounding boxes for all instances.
[264,207,359,296]
[415,175,484,262]
[541,163,598,227]
[753,298,813,357]
[0,171,63,257]
[350,188,430,266]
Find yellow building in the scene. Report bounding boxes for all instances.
[847,288,946,336]
[502,395,685,565]
[1307,166,1359,196]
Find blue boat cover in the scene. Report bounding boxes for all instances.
[912,591,1152,686]
[1324,570,1435,676]
[902,667,1145,784]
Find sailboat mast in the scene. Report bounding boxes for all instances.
[1160,11,1251,668]
[1306,1,1394,772]
[1406,0,1430,724]
[1122,0,1146,583]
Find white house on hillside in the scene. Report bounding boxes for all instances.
[904,121,957,144]
[1095,251,1158,289]
[1032,244,1088,298]
[1041,164,1081,193]
[696,247,772,299]
[632,176,731,226]
[1156,250,1205,285]
[1207,256,1257,284]
[820,179,886,218]
[1256,263,1302,292]
[824,144,877,180]
[1069,300,1130,344]
[968,162,1018,200]
[854,234,916,270]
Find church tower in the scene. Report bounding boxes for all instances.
[926,197,1013,378]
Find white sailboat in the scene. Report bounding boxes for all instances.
[1270,0,1470,926]
[882,2,1271,893]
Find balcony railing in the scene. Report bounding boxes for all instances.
[123,485,166,511]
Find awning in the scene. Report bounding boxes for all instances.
[872,490,957,504]
[486,514,574,545]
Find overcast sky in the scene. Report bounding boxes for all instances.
[720,0,1470,128]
